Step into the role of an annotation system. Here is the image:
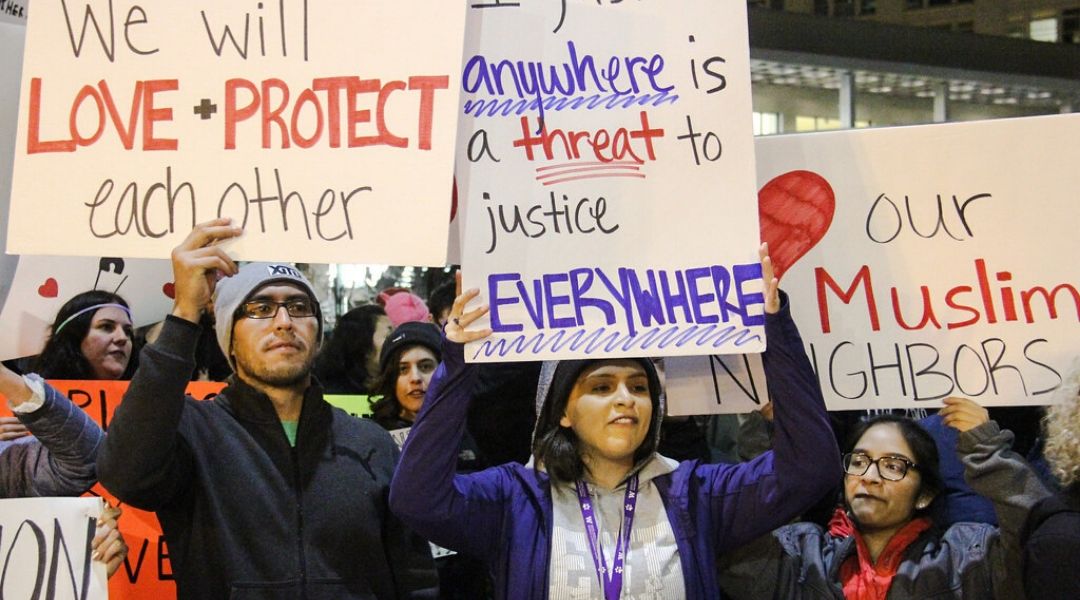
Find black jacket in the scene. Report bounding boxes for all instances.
[98,316,436,600]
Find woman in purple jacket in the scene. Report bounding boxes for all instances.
[390,247,841,599]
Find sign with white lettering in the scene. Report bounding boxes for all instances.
[9,1,464,265]
[457,0,763,362]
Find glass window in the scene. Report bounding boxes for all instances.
[861,0,877,15]
[1029,17,1059,42]
[753,112,782,136]
[906,0,923,10]
[834,0,855,16]
[814,0,830,16]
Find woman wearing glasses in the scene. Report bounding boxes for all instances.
[719,396,1053,600]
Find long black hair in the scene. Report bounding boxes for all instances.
[844,414,944,519]
[313,304,386,394]
[33,290,133,379]
[532,358,663,485]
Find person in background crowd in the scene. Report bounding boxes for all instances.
[314,304,392,395]
[33,290,135,380]
[97,219,437,600]
[371,321,443,430]
[380,289,432,327]
[427,280,456,329]
[370,321,489,598]
[719,396,1052,600]
[1023,357,1080,600]
[0,362,127,576]
[391,246,842,600]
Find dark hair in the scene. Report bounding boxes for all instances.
[427,280,456,323]
[313,304,386,394]
[370,341,440,426]
[33,290,133,380]
[844,415,944,520]
[532,359,663,485]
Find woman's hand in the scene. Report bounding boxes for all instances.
[940,396,990,433]
[760,243,780,315]
[93,503,128,578]
[0,416,30,441]
[443,272,493,345]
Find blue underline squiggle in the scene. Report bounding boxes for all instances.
[472,324,762,360]
[462,90,680,119]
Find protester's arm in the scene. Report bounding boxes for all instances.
[390,283,513,561]
[0,365,104,497]
[97,219,240,509]
[699,246,842,552]
[946,397,1054,600]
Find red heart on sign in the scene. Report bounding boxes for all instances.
[38,278,59,298]
[163,282,175,299]
[758,170,836,281]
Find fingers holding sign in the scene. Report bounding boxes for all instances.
[92,503,128,579]
[940,396,990,433]
[171,218,243,323]
[760,242,781,315]
[443,272,492,345]
[0,416,30,441]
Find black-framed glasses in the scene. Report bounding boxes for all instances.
[237,299,316,320]
[842,452,918,481]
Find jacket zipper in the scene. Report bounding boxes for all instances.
[292,445,308,599]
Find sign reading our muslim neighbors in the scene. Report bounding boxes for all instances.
[665,114,1080,414]
[456,1,764,362]
[8,1,464,266]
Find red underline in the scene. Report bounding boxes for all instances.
[534,160,643,172]
[540,172,648,186]
[535,164,642,180]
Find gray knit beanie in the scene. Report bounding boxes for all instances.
[213,262,322,368]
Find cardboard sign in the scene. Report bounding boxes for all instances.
[666,114,1080,413]
[9,2,464,265]
[456,1,764,362]
[0,496,107,600]
[0,20,25,316]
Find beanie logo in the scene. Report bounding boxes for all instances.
[267,264,302,278]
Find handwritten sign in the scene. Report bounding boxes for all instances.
[0,496,107,600]
[0,19,25,315]
[9,2,464,265]
[0,1,27,26]
[456,0,763,362]
[666,114,1080,413]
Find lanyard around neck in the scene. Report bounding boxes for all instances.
[575,474,640,600]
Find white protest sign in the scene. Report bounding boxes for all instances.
[666,114,1080,414]
[9,2,464,265]
[0,255,173,360]
[0,496,107,600]
[0,0,27,26]
[0,20,25,316]
[457,0,763,362]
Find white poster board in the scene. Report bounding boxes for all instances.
[457,1,763,362]
[0,255,173,360]
[9,1,464,265]
[0,19,26,316]
[0,496,107,600]
[666,114,1080,414]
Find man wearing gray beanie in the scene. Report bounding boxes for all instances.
[98,219,437,600]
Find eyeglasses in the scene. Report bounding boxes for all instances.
[237,299,316,320]
[842,452,918,482]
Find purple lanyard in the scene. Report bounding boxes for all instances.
[575,474,639,600]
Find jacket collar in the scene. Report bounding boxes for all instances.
[215,374,331,433]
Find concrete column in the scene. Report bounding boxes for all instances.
[839,71,855,128]
[933,81,949,123]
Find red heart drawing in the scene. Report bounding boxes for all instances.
[163,282,175,299]
[37,278,59,298]
[758,170,836,281]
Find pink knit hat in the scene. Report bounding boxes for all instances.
[379,291,431,327]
